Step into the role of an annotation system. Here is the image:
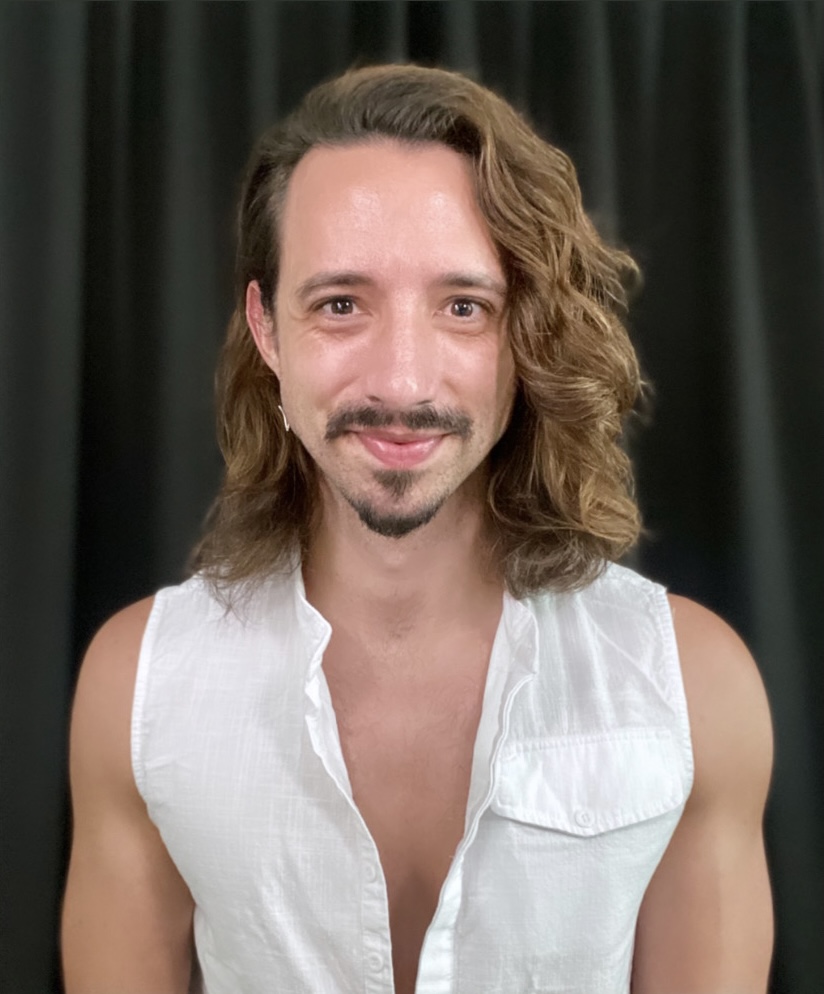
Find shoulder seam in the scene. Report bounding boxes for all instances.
[649,584,696,797]
[130,589,168,801]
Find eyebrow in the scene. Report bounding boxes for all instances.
[294,270,508,304]
[433,271,508,300]
[295,272,376,303]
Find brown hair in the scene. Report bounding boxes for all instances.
[191,63,645,599]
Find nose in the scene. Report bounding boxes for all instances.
[362,302,440,409]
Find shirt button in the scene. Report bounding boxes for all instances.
[364,862,378,883]
[367,951,384,972]
[574,807,594,828]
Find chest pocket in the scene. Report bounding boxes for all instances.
[490,726,688,834]
[454,729,690,993]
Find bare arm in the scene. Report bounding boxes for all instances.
[631,594,774,994]
[61,599,195,994]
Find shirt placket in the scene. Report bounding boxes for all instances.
[414,598,539,994]
[301,600,396,994]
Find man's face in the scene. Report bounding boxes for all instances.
[248,139,516,538]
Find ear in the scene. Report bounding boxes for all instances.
[246,280,280,378]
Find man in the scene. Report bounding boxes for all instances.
[62,65,773,994]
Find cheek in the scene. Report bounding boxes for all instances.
[278,341,358,418]
[478,341,516,414]
[497,344,516,396]
[488,346,517,436]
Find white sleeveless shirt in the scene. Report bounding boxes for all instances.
[132,562,693,994]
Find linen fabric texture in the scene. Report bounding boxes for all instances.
[132,562,694,994]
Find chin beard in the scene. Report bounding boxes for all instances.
[345,480,447,538]
[337,467,453,538]
[349,500,444,538]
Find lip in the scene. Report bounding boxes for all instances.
[355,431,445,469]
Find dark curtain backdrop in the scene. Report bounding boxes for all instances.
[1,2,822,992]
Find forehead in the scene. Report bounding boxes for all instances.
[277,139,503,287]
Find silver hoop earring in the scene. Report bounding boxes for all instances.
[277,404,290,433]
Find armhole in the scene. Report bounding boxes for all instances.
[650,583,696,798]
[130,590,167,802]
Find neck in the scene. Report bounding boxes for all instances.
[301,474,503,645]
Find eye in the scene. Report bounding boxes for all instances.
[318,296,356,316]
[449,298,486,319]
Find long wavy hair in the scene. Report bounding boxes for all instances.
[191,64,645,599]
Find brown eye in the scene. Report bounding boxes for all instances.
[451,299,476,318]
[326,297,355,316]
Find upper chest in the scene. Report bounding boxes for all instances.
[321,637,492,989]
[321,637,490,858]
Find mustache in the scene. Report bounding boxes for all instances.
[325,404,473,441]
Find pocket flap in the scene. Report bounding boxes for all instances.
[490,728,687,836]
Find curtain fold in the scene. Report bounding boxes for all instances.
[1,3,821,991]
[0,5,88,991]
[725,6,823,987]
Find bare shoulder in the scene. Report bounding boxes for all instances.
[71,597,156,797]
[82,596,156,670]
[666,593,773,814]
[75,597,155,714]
[64,599,197,990]
[631,594,774,990]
